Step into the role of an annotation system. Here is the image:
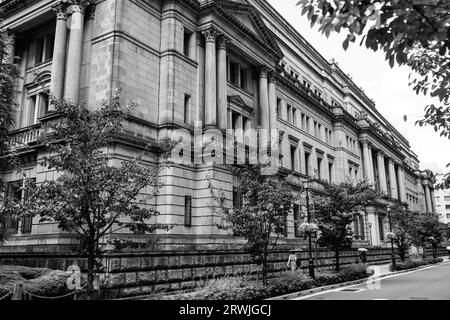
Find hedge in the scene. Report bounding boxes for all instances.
[163,263,369,300]
[391,258,444,272]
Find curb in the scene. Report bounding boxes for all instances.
[267,259,450,300]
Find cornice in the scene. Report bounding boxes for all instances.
[200,0,283,62]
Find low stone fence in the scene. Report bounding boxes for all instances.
[0,247,411,298]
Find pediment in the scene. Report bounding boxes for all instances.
[210,0,284,61]
[228,95,254,113]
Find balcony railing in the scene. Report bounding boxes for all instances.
[7,125,43,150]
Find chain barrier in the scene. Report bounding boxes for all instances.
[23,289,76,300]
[22,284,87,300]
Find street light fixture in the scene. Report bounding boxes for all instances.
[303,179,315,279]
[386,205,396,270]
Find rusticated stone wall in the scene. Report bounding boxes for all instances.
[1,247,433,298]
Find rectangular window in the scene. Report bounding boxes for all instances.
[353,217,360,239]
[287,105,292,123]
[444,196,450,201]
[306,116,310,132]
[28,95,37,126]
[2,181,22,234]
[230,61,239,86]
[184,196,192,227]
[293,109,297,126]
[378,217,385,241]
[183,28,193,57]
[301,114,305,130]
[446,205,450,210]
[317,157,322,178]
[290,145,296,171]
[233,187,242,210]
[293,204,302,238]
[305,152,310,177]
[328,163,333,183]
[240,68,248,90]
[184,94,191,124]
[359,216,365,240]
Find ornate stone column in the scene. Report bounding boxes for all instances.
[362,141,372,184]
[430,188,436,213]
[203,28,218,128]
[377,150,388,193]
[64,1,87,104]
[423,181,432,213]
[397,166,406,202]
[388,158,398,199]
[50,2,69,105]
[259,67,270,130]
[217,35,229,130]
[268,73,277,131]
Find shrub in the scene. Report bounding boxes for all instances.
[391,258,443,272]
[0,265,72,299]
[163,264,369,300]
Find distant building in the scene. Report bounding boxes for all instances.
[435,173,450,226]
[0,0,436,251]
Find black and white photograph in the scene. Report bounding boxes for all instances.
[0,0,449,314]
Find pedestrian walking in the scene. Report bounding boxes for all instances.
[287,251,297,273]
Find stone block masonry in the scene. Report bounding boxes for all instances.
[0,246,441,299]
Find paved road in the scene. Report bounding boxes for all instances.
[295,262,450,300]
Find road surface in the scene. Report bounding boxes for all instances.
[294,262,450,300]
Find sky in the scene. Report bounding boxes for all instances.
[267,0,449,173]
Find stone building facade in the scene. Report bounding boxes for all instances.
[0,0,436,250]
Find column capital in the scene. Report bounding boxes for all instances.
[259,66,271,79]
[52,1,69,19]
[85,3,96,20]
[376,149,385,157]
[217,34,230,50]
[268,71,277,84]
[202,27,220,43]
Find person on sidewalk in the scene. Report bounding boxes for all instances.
[287,251,298,273]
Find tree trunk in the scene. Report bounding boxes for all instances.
[86,240,96,294]
[335,249,340,272]
[262,253,268,286]
[399,246,406,262]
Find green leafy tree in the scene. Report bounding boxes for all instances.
[314,180,381,271]
[210,164,294,286]
[412,212,446,259]
[8,97,173,291]
[0,26,19,245]
[297,0,450,185]
[389,203,419,261]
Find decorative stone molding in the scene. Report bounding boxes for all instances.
[217,34,230,50]
[259,66,271,78]
[52,2,69,20]
[202,28,219,43]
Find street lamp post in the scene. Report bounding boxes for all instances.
[304,180,315,279]
[387,206,396,270]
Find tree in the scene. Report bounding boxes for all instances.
[8,97,173,292]
[210,164,294,286]
[314,180,381,271]
[0,25,19,245]
[412,212,446,259]
[389,204,418,261]
[297,0,450,184]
